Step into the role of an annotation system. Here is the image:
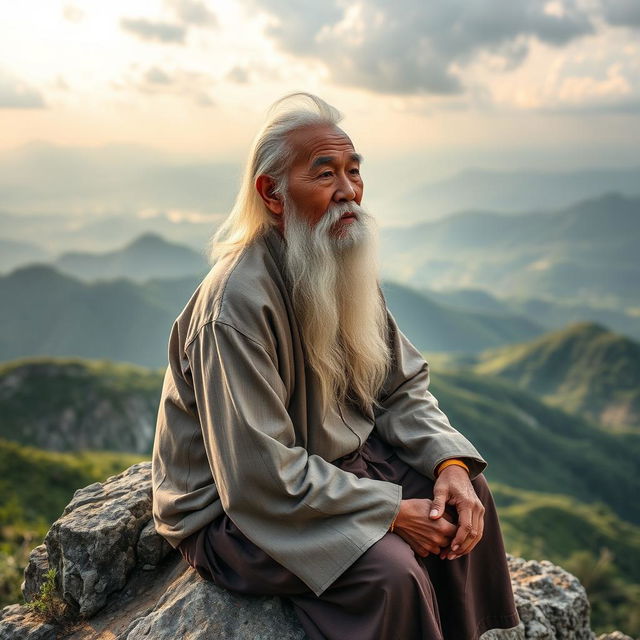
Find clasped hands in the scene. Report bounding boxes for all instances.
[393,465,485,560]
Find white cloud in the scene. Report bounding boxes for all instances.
[120,1,217,47]
[227,66,249,84]
[245,0,595,95]
[0,68,46,109]
[601,0,640,28]
[120,17,186,44]
[115,64,215,107]
[166,0,217,27]
[556,63,631,102]
[480,28,640,115]
[144,66,172,85]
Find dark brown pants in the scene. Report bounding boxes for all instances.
[179,431,520,640]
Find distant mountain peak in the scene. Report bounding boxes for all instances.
[8,263,74,282]
[49,232,207,284]
[126,232,171,248]
[558,320,611,337]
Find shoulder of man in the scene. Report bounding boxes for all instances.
[180,232,289,354]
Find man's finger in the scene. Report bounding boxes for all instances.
[461,505,486,557]
[429,485,448,519]
[449,507,473,555]
[435,518,458,538]
[452,504,485,558]
[455,524,480,557]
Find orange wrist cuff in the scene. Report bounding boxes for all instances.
[436,458,469,477]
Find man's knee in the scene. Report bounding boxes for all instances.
[355,533,429,594]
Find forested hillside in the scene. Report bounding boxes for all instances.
[473,322,640,432]
[0,358,163,452]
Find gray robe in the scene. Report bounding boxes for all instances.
[151,226,486,596]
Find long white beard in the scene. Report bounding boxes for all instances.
[282,199,391,414]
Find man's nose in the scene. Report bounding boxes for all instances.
[334,174,357,202]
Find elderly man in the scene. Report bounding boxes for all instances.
[152,93,519,639]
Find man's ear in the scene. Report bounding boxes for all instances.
[255,175,283,215]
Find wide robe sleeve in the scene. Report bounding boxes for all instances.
[373,309,487,480]
[186,319,402,597]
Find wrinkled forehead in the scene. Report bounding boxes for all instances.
[286,123,358,169]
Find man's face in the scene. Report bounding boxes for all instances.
[284,123,364,235]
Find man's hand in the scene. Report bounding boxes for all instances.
[429,465,485,560]
[392,499,457,557]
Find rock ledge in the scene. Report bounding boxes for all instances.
[0,463,627,639]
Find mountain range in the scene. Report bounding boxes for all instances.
[472,322,640,433]
[2,341,639,633]
[380,192,640,310]
[0,238,50,273]
[2,156,639,634]
[429,367,640,526]
[0,209,216,259]
[3,216,639,344]
[2,351,638,526]
[426,287,640,344]
[53,233,209,282]
[0,265,184,368]
[0,265,552,367]
[2,351,639,634]
[5,190,637,314]
[381,281,542,352]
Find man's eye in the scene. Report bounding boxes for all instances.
[350,168,361,176]
[319,171,333,178]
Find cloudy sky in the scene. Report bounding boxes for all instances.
[1,0,640,187]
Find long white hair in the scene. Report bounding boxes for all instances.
[208,93,342,264]
[210,93,390,414]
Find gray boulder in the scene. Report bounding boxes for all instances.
[21,545,49,604]
[0,605,57,640]
[116,564,304,640]
[44,462,157,617]
[0,462,630,639]
[507,556,594,639]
